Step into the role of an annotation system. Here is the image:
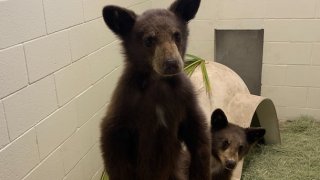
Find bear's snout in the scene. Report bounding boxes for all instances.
[225,159,237,170]
[153,42,183,76]
[163,59,180,75]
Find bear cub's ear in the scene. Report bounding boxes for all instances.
[102,6,137,38]
[211,109,228,131]
[169,0,201,22]
[245,128,266,145]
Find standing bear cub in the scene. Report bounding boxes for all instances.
[210,109,266,180]
[100,0,210,179]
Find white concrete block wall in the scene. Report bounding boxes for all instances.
[1,0,319,178]
[23,148,65,180]
[54,57,93,106]
[4,76,58,140]
[0,0,46,49]
[68,18,115,62]
[151,0,320,121]
[0,102,9,149]
[43,0,84,33]
[0,129,39,180]
[24,30,72,83]
[0,45,28,99]
[0,0,151,180]
[318,0,320,18]
[312,43,320,65]
[36,102,77,160]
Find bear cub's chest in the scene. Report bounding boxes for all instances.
[134,78,187,130]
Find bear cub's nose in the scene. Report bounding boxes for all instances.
[164,59,179,75]
[225,160,236,170]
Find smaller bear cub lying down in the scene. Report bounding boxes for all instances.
[210,109,266,180]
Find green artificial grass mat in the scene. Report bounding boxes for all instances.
[101,171,108,180]
[242,117,320,180]
[101,117,320,180]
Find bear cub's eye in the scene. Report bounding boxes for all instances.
[222,140,230,150]
[173,32,181,43]
[238,145,244,153]
[144,36,156,48]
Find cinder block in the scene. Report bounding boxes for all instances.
[75,67,121,127]
[311,43,320,65]
[24,30,71,83]
[265,20,320,42]
[276,106,308,121]
[23,148,64,180]
[263,42,312,65]
[43,0,84,33]
[195,0,218,20]
[308,66,320,87]
[75,87,99,127]
[99,67,123,104]
[61,104,109,175]
[89,41,122,83]
[0,0,46,49]
[54,57,92,106]
[217,0,264,19]
[151,0,171,8]
[77,115,105,156]
[0,102,9,149]
[36,102,77,160]
[0,45,28,99]
[289,20,320,42]
[3,76,58,140]
[61,131,84,174]
[0,129,39,180]
[187,41,214,61]
[261,65,286,86]
[189,20,214,41]
[215,19,264,29]
[77,107,106,154]
[265,0,316,18]
[261,86,308,108]
[155,0,216,20]
[63,161,84,180]
[264,20,292,42]
[308,88,320,109]
[112,0,147,8]
[318,0,320,18]
[285,65,320,87]
[285,65,311,87]
[83,0,105,21]
[80,143,104,180]
[69,18,115,61]
[61,143,103,180]
[130,0,152,14]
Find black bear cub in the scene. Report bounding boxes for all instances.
[100,0,210,180]
[210,109,266,180]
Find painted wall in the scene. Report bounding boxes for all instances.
[153,0,320,121]
[0,0,151,180]
[1,0,320,179]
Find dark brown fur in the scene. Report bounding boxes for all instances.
[210,109,266,180]
[100,0,210,179]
